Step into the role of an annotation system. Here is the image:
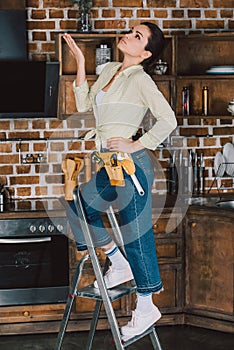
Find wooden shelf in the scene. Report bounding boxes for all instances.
[55,32,234,120]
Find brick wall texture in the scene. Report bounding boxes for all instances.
[26,0,234,61]
[0,0,233,199]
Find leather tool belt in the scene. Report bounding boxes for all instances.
[91,151,136,187]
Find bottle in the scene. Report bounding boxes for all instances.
[95,44,111,74]
[202,86,209,115]
[182,86,190,115]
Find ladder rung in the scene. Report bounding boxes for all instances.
[121,326,158,347]
[77,284,136,301]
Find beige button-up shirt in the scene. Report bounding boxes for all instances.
[73,62,177,150]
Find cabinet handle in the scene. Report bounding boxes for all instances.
[23,311,30,317]
[0,237,51,244]
[191,222,197,228]
[153,223,158,229]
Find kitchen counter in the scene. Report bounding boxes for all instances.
[186,194,234,220]
[1,193,233,219]
[0,198,67,219]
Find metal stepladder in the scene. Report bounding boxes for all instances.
[55,186,163,350]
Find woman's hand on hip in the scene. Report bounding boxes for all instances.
[106,137,144,153]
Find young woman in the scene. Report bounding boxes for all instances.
[64,22,177,340]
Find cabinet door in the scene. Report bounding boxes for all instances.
[186,215,233,315]
[175,34,234,117]
[153,264,183,312]
[152,214,184,312]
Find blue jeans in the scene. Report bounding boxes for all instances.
[67,149,162,293]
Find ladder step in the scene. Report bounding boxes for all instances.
[77,284,136,302]
[121,326,159,348]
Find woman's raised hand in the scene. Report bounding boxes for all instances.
[63,33,85,65]
[63,33,86,86]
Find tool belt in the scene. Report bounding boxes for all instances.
[91,151,136,187]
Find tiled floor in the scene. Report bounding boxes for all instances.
[0,325,233,350]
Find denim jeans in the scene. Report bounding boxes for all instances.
[66,149,162,293]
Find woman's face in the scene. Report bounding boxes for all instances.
[117,24,152,61]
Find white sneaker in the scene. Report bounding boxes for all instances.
[94,265,134,289]
[121,305,161,342]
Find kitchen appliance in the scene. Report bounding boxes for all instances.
[0,61,59,118]
[0,200,69,306]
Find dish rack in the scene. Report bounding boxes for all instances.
[208,161,234,193]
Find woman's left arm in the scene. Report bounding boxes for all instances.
[106,137,144,153]
[107,73,177,153]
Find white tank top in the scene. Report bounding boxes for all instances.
[96,90,106,118]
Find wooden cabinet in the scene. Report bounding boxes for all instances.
[56,32,234,120]
[58,75,96,118]
[175,33,234,117]
[151,211,184,319]
[55,33,175,119]
[185,207,234,333]
[55,33,121,76]
[175,34,234,76]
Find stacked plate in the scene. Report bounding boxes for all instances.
[207,65,234,74]
[214,143,234,177]
[223,143,234,176]
[214,151,226,177]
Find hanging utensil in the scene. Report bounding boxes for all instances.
[62,160,69,180]
[66,159,76,180]
[72,157,85,180]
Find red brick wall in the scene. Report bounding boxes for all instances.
[26,0,234,61]
[0,115,233,199]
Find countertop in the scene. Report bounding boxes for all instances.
[0,197,67,219]
[0,193,233,220]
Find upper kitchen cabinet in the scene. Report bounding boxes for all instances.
[175,33,234,117]
[55,32,175,119]
[175,33,234,75]
[56,32,234,119]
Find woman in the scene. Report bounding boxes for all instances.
[64,22,177,340]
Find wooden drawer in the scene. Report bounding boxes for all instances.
[153,216,181,237]
[0,304,65,325]
[156,238,183,261]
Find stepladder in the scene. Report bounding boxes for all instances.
[55,185,163,350]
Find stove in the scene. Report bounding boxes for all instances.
[0,198,69,306]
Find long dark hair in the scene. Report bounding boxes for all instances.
[141,22,165,75]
